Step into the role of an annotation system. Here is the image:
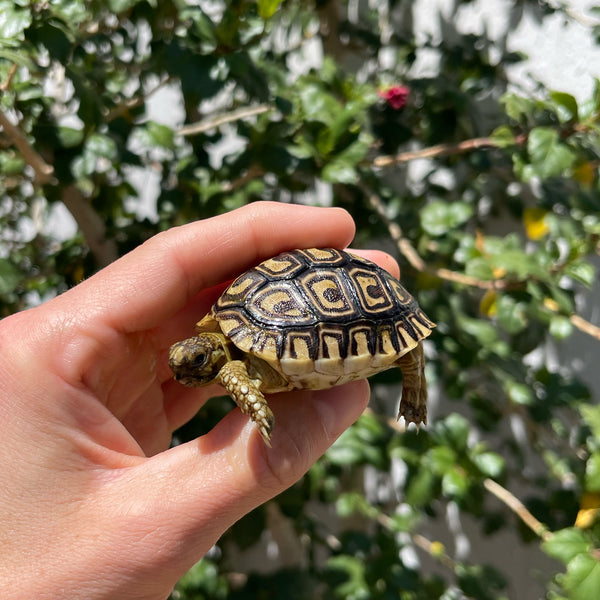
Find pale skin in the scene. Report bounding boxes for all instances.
[0,201,401,600]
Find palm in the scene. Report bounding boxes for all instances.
[2,204,391,599]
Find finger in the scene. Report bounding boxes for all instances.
[161,380,225,433]
[67,201,357,333]
[349,248,400,279]
[112,381,370,574]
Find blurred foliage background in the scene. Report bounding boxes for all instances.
[2,1,600,598]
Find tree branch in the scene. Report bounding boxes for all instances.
[371,135,526,168]
[0,108,55,185]
[61,186,119,268]
[178,104,273,137]
[484,478,552,541]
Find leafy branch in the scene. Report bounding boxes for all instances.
[365,190,510,290]
[0,79,117,266]
[366,190,600,342]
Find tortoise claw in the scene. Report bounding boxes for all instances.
[219,360,275,446]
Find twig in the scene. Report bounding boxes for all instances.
[563,5,600,28]
[178,104,273,137]
[374,506,457,570]
[569,313,600,341]
[61,185,119,267]
[484,478,552,541]
[220,165,266,193]
[0,109,55,185]
[412,534,457,570]
[105,75,172,122]
[0,63,18,91]
[544,298,600,342]
[372,135,526,168]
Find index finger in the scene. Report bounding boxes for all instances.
[70,201,357,333]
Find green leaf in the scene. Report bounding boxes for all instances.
[565,262,596,287]
[585,453,600,492]
[549,315,573,340]
[581,405,600,439]
[0,1,31,39]
[561,553,600,600]
[501,92,537,123]
[0,152,25,175]
[57,126,84,148]
[495,295,528,334]
[550,91,579,123]
[526,127,576,179]
[0,258,21,294]
[458,316,498,345]
[472,452,505,479]
[505,381,533,406]
[464,257,495,281]
[421,200,473,236]
[326,555,369,599]
[144,121,175,149]
[258,0,284,19]
[490,249,546,280]
[322,140,368,184]
[490,125,516,148]
[434,413,470,452]
[424,446,457,475]
[335,492,377,519]
[322,158,357,184]
[406,468,437,507]
[543,528,590,564]
[442,468,469,499]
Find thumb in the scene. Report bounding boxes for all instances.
[107,381,369,588]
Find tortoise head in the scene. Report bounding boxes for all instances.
[168,333,230,387]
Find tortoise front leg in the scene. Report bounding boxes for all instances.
[396,342,427,429]
[219,360,275,446]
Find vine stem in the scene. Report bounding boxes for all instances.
[483,478,552,541]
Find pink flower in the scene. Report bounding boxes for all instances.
[378,85,409,110]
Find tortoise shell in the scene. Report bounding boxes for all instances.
[202,248,434,390]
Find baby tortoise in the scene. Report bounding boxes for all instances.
[169,248,435,445]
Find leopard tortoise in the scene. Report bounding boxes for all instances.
[168,248,435,445]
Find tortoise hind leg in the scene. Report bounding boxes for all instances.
[396,342,427,429]
[219,360,275,446]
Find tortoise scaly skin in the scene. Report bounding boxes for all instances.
[169,248,435,445]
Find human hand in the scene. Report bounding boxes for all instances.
[0,201,400,600]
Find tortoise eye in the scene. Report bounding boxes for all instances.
[191,352,207,369]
